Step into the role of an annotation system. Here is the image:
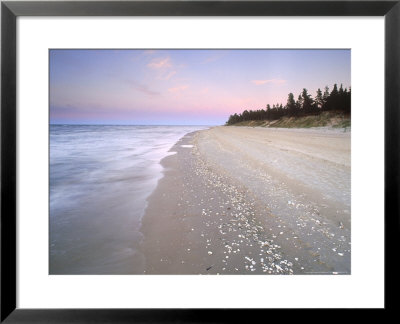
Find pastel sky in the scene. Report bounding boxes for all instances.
[50,49,350,125]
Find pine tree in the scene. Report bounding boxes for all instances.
[225,82,351,125]
[296,94,303,115]
[322,86,330,110]
[286,93,296,116]
[266,104,271,120]
[302,88,314,114]
[315,88,323,109]
[328,84,339,111]
[339,84,344,96]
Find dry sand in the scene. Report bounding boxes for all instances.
[140,126,351,274]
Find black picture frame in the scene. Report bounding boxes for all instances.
[1,0,398,321]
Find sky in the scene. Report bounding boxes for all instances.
[50,49,350,125]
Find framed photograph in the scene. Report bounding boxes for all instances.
[1,0,398,321]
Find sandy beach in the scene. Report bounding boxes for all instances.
[140,126,351,275]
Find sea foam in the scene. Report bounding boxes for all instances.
[49,125,208,274]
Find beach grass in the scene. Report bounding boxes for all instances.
[229,111,350,129]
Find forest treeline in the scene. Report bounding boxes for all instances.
[225,84,351,125]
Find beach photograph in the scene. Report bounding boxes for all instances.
[49,49,351,275]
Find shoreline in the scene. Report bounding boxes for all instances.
[140,126,351,274]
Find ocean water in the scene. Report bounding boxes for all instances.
[49,125,209,274]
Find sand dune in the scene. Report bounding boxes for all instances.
[141,126,351,274]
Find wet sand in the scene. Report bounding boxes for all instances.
[140,126,351,274]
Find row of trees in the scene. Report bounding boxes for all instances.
[225,84,351,125]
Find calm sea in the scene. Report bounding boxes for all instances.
[49,125,209,274]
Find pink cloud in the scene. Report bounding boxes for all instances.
[147,57,172,69]
[199,87,209,94]
[143,50,157,55]
[125,80,160,96]
[158,70,177,80]
[168,85,189,93]
[252,79,286,85]
[203,52,227,64]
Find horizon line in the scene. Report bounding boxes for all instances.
[50,123,219,126]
